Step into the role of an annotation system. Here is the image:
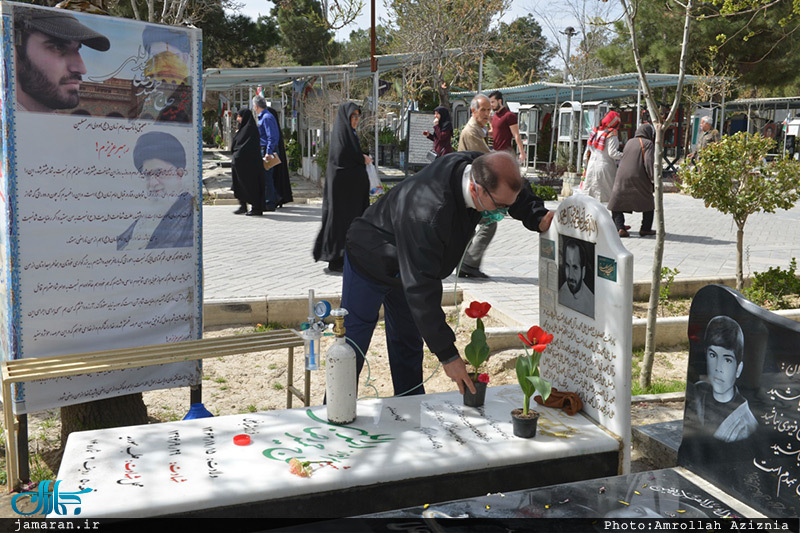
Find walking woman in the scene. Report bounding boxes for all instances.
[267,106,294,208]
[313,102,371,273]
[582,110,623,203]
[230,108,265,216]
[423,105,454,158]
[607,123,656,238]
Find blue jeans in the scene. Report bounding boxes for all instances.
[341,254,425,396]
[261,148,279,207]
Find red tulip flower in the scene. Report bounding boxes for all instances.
[519,325,554,353]
[465,301,491,319]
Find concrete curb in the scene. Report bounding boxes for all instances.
[633,275,742,300]
[203,290,463,328]
[631,392,685,404]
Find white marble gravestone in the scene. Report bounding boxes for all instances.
[51,386,620,518]
[538,194,633,471]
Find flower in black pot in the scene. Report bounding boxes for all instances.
[463,301,491,407]
[512,325,554,438]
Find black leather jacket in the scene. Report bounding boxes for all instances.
[346,151,548,363]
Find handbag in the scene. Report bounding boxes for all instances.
[366,163,383,196]
[263,152,281,170]
[426,149,438,163]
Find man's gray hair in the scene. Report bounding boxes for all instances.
[253,96,267,110]
[470,94,488,112]
[700,115,713,126]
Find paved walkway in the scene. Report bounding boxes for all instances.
[202,161,800,326]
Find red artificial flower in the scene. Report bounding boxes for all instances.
[477,373,490,384]
[465,301,491,319]
[519,325,554,352]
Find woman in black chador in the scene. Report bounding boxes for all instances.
[313,102,371,272]
[267,106,294,208]
[230,108,265,216]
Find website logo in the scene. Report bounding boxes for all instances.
[11,480,92,516]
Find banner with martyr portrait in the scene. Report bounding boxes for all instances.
[0,2,203,414]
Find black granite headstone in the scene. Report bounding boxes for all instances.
[678,284,800,517]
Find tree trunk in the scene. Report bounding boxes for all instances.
[736,224,745,291]
[620,0,693,391]
[61,394,148,447]
[640,126,667,390]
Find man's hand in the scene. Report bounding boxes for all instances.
[364,154,372,165]
[443,358,476,395]
[539,210,554,232]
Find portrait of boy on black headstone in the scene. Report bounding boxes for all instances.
[558,236,595,318]
[689,315,758,443]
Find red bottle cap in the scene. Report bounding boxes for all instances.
[233,434,251,446]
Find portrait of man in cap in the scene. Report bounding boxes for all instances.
[14,5,110,113]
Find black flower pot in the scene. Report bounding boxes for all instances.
[463,377,487,407]
[511,408,540,438]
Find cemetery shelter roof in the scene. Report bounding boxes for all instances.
[202,51,461,92]
[451,73,705,105]
[724,96,800,110]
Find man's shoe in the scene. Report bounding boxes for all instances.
[234,206,248,215]
[458,264,489,279]
[246,211,263,216]
[264,204,277,212]
[618,229,630,238]
[639,229,656,237]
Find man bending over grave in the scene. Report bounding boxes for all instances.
[690,315,757,443]
[344,151,553,397]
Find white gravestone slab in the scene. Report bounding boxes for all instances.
[52,385,620,518]
[538,194,633,472]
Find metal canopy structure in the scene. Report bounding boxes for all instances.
[202,65,358,92]
[201,50,462,91]
[451,73,704,105]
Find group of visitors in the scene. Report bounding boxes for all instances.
[582,110,656,238]
[230,97,293,217]
[582,110,719,238]
[228,97,717,399]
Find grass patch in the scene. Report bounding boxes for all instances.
[272,383,284,391]
[631,349,687,395]
[632,380,686,396]
[255,322,286,332]
[29,453,54,483]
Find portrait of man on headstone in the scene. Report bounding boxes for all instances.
[558,236,595,318]
[13,6,110,113]
[686,315,758,443]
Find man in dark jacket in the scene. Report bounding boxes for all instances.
[344,151,553,396]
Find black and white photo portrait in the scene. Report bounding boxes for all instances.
[687,315,758,443]
[558,236,595,318]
